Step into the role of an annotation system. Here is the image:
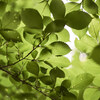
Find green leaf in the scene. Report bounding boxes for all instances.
[89,18,100,39]
[75,34,97,53]
[72,27,87,39]
[48,41,71,56]
[56,29,70,42]
[45,20,65,33]
[61,79,71,89]
[89,45,100,65]
[72,73,94,89]
[40,75,53,85]
[22,70,29,80]
[34,1,51,17]
[45,33,58,45]
[50,0,65,19]
[83,0,98,14]
[38,48,52,60]
[47,56,70,68]
[26,61,39,76]
[62,93,77,100]
[43,16,52,26]
[0,30,22,42]
[31,50,38,59]
[0,1,7,17]
[50,67,65,79]
[2,11,21,29]
[65,11,92,29]
[23,31,35,44]
[28,76,36,82]
[65,2,80,14]
[21,8,43,29]
[14,93,36,100]
[83,88,100,100]
[96,0,100,15]
[93,75,100,87]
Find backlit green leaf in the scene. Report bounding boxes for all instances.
[65,2,80,14]
[57,29,70,42]
[48,41,71,56]
[47,56,70,68]
[72,73,94,89]
[83,88,100,100]
[38,48,52,60]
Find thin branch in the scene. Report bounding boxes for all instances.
[0,44,40,68]
[0,32,51,69]
[0,67,55,100]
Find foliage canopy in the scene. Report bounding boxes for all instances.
[0,0,100,100]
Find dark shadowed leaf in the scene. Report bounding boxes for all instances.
[31,50,38,59]
[0,1,7,17]
[50,67,65,79]
[0,30,22,42]
[2,11,21,29]
[90,45,100,64]
[45,20,65,33]
[50,0,65,19]
[62,93,77,100]
[65,11,92,29]
[21,8,43,29]
[26,61,39,76]
[28,76,36,82]
[61,79,71,89]
[40,75,53,85]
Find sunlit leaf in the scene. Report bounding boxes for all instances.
[38,48,52,60]
[72,73,94,89]
[65,2,80,14]
[48,41,71,56]
[47,56,70,68]
[56,29,70,42]
[83,88,100,100]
